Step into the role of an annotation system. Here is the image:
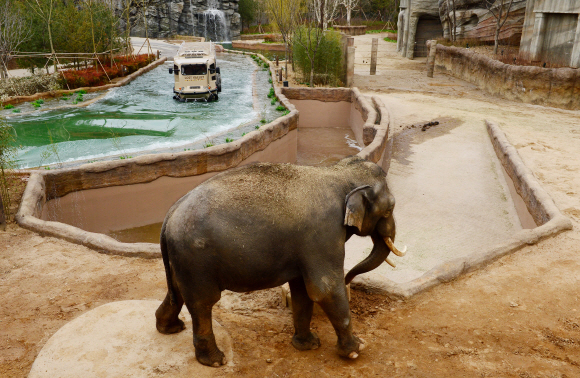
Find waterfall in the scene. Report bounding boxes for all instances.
[201,0,230,42]
[189,0,196,36]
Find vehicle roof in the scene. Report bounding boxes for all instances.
[173,56,212,65]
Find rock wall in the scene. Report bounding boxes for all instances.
[438,0,527,45]
[429,41,580,109]
[116,0,241,41]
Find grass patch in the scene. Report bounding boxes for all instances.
[225,137,233,143]
[384,37,396,43]
[3,104,14,109]
[275,105,286,111]
[367,29,396,34]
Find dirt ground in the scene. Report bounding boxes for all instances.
[2,35,580,377]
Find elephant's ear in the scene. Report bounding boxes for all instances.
[344,185,372,232]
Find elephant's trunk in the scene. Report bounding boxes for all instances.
[344,235,391,284]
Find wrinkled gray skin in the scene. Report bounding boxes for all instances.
[155,156,397,367]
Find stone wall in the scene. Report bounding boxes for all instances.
[116,0,241,40]
[429,41,580,109]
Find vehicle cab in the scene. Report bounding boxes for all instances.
[169,42,221,102]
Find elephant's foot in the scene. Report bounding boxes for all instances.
[292,331,321,351]
[156,317,185,334]
[195,347,226,367]
[337,335,366,359]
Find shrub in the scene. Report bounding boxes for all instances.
[276,105,286,111]
[267,87,275,98]
[293,28,343,86]
[58,54,154,90]
[0,73,62,101]
[3,104,14,109]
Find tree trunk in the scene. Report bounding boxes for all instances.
[347,7,351,26]
[445,0,452,40]
[309,65,314,87]
[320,0,325,30]
[494,0,504,55]
[284,43,289,80]
[0,191,6,231]
[451,0,457,41]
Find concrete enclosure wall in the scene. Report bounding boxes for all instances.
[429,41,580,109]
[16,86,391,258]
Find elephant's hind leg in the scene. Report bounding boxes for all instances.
[183,287,226,367]
[156,287,186,334]
[289,277,321,351]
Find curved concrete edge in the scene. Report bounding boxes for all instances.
[351,121,572,300]
[15,173,161,258]
[15,79,390,259]
[15,58,299,257]
[3,57,168,106]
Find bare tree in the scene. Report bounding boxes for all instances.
[26,0,58,73]
[0,0,31,78]
[265,0,301,79]
[311,0,340,30]
[484,0,514,54]
[294,1,326,87]
[444,0,456,42]
[340,0,359,26]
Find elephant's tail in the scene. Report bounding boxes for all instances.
[345,235,390,284]
[160,223,178,306]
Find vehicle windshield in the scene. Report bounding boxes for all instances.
[181,64,207,75]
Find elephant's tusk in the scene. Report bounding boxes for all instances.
[385,256,397,268]
[385,237,407,257]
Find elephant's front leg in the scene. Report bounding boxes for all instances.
[289,277,321,351]
[313,279,365,359]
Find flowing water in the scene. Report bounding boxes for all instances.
[7,54,264,169]
[199,0,229,42]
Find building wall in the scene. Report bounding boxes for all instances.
[519,0,580,67]
[397,0,443,59]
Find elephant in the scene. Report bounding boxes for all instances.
[155,156,406,367]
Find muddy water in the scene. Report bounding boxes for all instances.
[108,223,163,244]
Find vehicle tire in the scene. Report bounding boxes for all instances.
[217,84,222,93]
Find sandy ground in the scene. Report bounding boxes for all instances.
[2,34,580,377]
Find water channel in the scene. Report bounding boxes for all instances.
[6,53,279,169]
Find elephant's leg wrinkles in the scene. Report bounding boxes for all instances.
[289,277,320,351]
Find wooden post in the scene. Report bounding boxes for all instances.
[427,40,438,78]
[276,55,279,66]
[0,192,6,231]
[279,68,283,82]
[370,38,378,75]
[157,50,161,60]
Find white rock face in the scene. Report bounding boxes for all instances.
[115,0,241,40]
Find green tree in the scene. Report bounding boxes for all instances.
[238,0,256,32]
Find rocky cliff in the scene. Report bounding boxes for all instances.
[116,0,241,41]
[438,0,527,45]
